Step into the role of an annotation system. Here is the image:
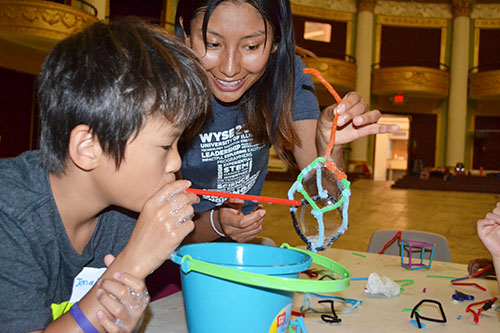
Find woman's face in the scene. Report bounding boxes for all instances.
[184,1,275,104]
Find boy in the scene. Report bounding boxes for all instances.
[469,202,500,291]
[0,17,210,331]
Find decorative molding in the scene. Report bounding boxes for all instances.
[474,18,500,28]
[469,70,500,100]
[372,66,449,98]
[471,4,500,19]
[375,1,452,19]
[452,0,474,18]
[377,15,448,28]
[303,57,356,105]
[291,0,357,13]
[358,0,376,13]
[0,0,97,42]
[291,4,353,21]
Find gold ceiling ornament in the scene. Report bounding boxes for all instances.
[358,0,377,13]
[291,3,354,21]
[0,0,97,41]
[452,0,475,18]
[377,15,448,28]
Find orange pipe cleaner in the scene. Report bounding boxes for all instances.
[303,67,344,162]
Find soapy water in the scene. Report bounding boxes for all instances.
[288,157,350,252]
[168,199,194,225]
[289,68,351,252]
[111,288,150,328]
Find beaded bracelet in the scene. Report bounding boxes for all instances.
[210,208,226,237]
[69,302,98,333]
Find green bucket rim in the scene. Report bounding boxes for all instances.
[177,243,351,293]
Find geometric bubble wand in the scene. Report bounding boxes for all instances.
[288,68,351,252]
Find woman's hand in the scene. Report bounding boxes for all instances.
[316,92,399,154]
[477,202,500,259]
[96,271,149,332]
[217,199,266,243]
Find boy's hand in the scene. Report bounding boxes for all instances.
[477,202,500,259]
[126,180,199,277]
[96,272,149,332]
[467,258,495,276]
[218,199,266,243]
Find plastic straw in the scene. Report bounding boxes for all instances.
[470,264,493,279]
[186,188,302,206]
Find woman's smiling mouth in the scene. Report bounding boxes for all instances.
[211,74,246,91]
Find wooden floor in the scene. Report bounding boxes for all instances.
[259,179,500,264]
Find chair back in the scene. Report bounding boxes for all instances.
[367,230,452,262]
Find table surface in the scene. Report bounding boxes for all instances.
[138,247,499,332]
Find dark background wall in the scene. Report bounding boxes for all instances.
[380,26,442,68]
[0,67,38,158]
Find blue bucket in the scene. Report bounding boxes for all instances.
[171,243,350,333]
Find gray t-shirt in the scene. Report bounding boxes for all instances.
[181,56,320,214]
[0,151,136,332]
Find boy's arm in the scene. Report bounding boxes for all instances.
[43,180,197,332]
[493,257,500,291]
[477,202,500,291]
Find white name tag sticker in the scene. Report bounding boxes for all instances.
[69,267,106,303]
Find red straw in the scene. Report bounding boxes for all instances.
[378,231,402,255]
[471,264,493,279]
[452,282,487,292]
[186,188,302,206]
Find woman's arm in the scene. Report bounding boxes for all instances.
[183,210,223,243]
[292,118,344,170]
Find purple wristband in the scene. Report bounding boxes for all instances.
[69,302,99,333]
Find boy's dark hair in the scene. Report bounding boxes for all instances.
[38,17,210,174]
[175,0,299,162]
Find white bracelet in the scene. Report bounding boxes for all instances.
[210,208,226,237]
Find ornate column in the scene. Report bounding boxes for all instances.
[351,0,376,164]
[86,0,108,21]
[446,0,474,167]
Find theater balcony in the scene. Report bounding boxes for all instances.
[303,56,356,106]
[469,67,500,100]
[0,0,98,75]
[371,64,450,99]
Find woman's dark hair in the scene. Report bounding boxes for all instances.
[175,0,299,162]
[38,17,210,174]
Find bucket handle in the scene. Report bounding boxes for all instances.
[179,243,350,293]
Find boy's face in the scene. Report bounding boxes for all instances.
[97,116,184,212]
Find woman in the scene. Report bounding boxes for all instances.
[175,0,399,243]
